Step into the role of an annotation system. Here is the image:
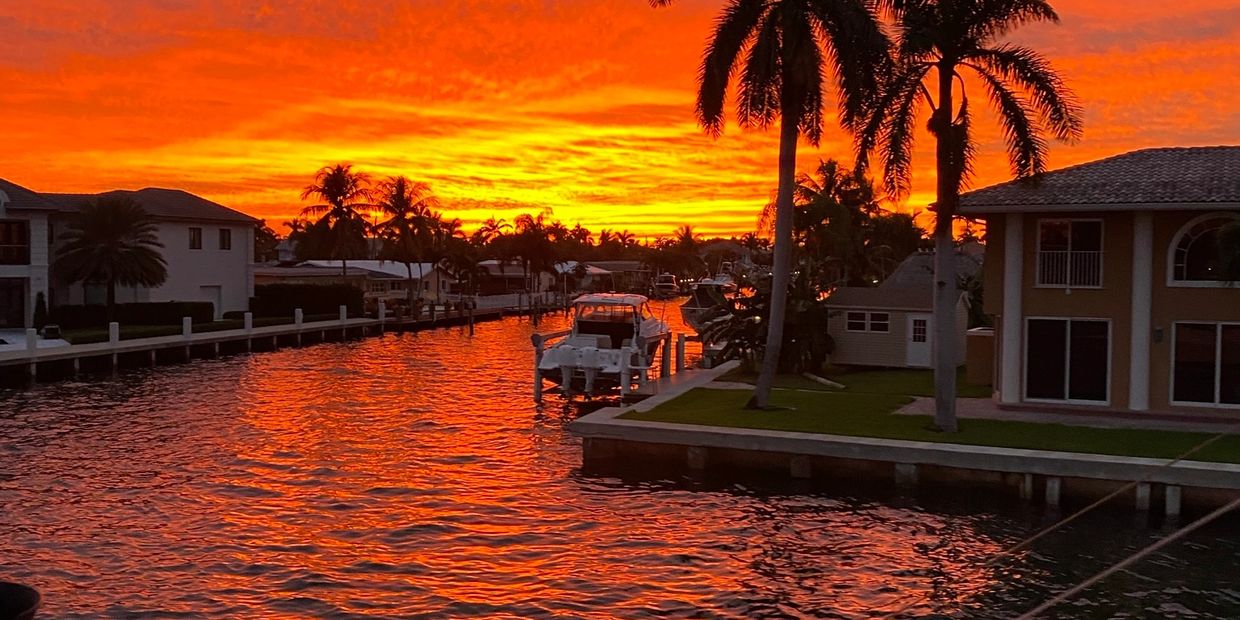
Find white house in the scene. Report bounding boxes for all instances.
[0,178,257,325]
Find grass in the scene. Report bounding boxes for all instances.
[719,365,993,399]
[620,388,1240,464]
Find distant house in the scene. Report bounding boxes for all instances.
[825,251,980,368]
[962,146,1240,413]
[255,260,454,305]
[0,178,256,325]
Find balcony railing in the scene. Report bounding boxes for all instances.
[1037,250,1102,287]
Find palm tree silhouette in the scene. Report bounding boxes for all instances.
[54,195,168,321]
[375,176,440,304]
[300,164,374,276]
[692,0,889,409]
[859,0,1083,431]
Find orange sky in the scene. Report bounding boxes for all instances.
[0,0,1236,238]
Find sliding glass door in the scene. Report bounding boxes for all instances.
[1025,318,1110,403]
[1173,323,1240,407]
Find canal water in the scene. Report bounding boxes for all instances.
[1,303,1238,618]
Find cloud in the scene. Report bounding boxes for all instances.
[0,0,1235,236]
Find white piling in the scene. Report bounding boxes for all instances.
[182,316,193,338]
[1019,473,1035,501]
[894,463,918,488]
[1135,482,1151,511]
[619,347,631,397]
[1165,485,1182,518]
[532,333,545,403]
[243,312,253,333]
[687,446,708,470]
[26,328,37,381]
[1045,476,1062,507]
[378,301,387,331]
[660,333,672,378]
[676,333,686,372]
[108,322,120,344]
[294,308,304,328]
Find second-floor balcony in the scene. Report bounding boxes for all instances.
[0,220,31,266]
[1037,250,1102,288]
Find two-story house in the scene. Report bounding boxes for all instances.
[0,178,257,326]
[962,146,1239,415]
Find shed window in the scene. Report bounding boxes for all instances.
[869,312,890,333]
[846,312,867,332]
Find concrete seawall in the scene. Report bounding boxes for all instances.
[569,362,1240,517]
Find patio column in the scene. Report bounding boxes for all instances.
[1129,212,1153,411]
[1000,213,1023,404]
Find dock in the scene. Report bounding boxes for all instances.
[569,361,1240,518]
[0,305,507,386]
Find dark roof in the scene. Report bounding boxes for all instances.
[826,250,982,311]
[0,177,58,211]
[959,146,1240,214]
[44,188,257,224]
[826,286,933,311]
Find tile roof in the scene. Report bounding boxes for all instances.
[44,188,257,224]
[959,146,1240,214]
[0,177,58,211]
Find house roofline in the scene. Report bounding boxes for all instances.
[960,201,1240,216]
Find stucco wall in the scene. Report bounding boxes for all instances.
[1148,210,1240,411]
[51,219,254,318]
[0,211,50,327]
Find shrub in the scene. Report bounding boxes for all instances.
[252,284,363,318]
[33,292,48,329]
[51,301,215,328]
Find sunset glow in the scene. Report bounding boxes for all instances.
[0,0,1236,237]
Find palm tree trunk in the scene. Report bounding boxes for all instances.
[749,112,799,409]
[931,62,960,432]
[406,262,415,306]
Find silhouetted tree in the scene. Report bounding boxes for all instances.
[300,164,374,276]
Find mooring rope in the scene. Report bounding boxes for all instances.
[876,420,1240,619]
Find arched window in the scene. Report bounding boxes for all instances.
[1170,213,1240,285]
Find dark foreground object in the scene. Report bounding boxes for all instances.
[0,582,40,620]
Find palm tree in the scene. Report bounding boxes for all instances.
[472,216,511,247]
[300,164,374,276]
[859,0,1083,431]
[54,195,168,321]
[692,0,888,408]
[615,230,636,248]
[375,176,440,304]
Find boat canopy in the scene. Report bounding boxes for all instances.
[572,293,651,307]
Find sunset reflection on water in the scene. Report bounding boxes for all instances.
[2,302,1239,618]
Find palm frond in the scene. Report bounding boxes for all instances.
[967,44,1083,142]
[971,64,1048,178]
[737,9,782,131]
[697,0,770,136]
[966,0,1059,42]
[807,0,891,133]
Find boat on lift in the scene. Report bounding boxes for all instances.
[679,281,733,333]
[536,294,670,396]
[653,273,680,299]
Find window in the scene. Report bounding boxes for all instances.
[869,312,890,333]
[846,311,868,332]
[219,228,232,250]
[0,220,30,265]
[1037,220,1103,287]
[189,227,203,250]
[1171,214,1240,285]
[1173,323,1240,407]
[912,318,928,343]
[846,311,890,333]
[1025,318,1109,403]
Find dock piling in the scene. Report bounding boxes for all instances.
[1165,485,1182,518]
[660,333,672,379]
[676,334,686,372]
[894,463,918,488]
[1045,476,1062,507]
[1135,482,1151,511]
[619,348,631,397]
[378,302,386,332]
[532,333,545,403]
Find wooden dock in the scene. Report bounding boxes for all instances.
[0,306,507,386]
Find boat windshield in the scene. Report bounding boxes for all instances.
[576,303,637,323]
[689,285,729,308]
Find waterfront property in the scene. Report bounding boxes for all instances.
[962,146,1240,415]
[254,260,456,305]
[825,250,980,369]
[0,178,256,325]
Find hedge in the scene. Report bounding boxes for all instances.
[251,284,363,318]
[51,302,215,329]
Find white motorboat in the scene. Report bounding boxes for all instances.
[653,273,680,299]
[537,294,670,395]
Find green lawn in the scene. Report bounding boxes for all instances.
[621,388,1240,464]
[720,366,993,399]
